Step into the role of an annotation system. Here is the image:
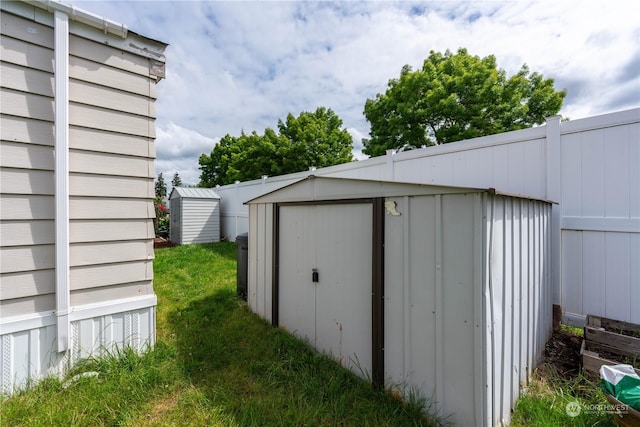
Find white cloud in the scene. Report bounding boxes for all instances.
[68,0,640,185]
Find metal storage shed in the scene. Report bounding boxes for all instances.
[169,187,221,245]
[246,175,553,426]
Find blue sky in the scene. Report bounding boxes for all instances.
[66,1,640,187]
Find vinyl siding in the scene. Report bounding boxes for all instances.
[1,8,159,314]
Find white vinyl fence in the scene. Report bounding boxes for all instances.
[216,108,640,325]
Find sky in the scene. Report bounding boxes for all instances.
[66,0,640,188]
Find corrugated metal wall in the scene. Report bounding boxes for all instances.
[382,193,551,426]
[180,199,221,244]
[247,181,552,426]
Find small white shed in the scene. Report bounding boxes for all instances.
[169,187,221,245]
[246,176,553,426]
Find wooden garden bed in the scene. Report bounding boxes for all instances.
[581,315,640,380]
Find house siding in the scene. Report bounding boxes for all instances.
[0,2,165,394]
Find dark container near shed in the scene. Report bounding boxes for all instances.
[236,232,248,300]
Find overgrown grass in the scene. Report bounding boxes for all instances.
[511,325,616,427]
[1,243,441,426]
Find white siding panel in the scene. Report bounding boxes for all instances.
[71,282,154,307]
[70,240,153,267]
[0,34,54,72]
[70,79,155,118]
[0,294,55,318]
[70,260,153,290]
[0,220,54,246]
[580,129,606,218]
[0,88,54,121]
[70,103,155,138]
[0,115,54,146]
[604,233,631,320]
[0,61,53,97]
[0,269,55,300]
[70,219,154,243]
[69,35,153,78]
[69,55,153,97]
[0,168,54,195]
[581,232,606,317]
[0,244,54,273]
[0,11,54,49]
[69,150,153,178]
[0,195,54,220]
[69,197,153,219]
[69,126,153,157]
[70,174,153,198]
[0,141,53,170]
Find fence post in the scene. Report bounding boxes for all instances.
[386,149,396,181]
[545,116,562,313]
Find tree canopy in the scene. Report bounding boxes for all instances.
[155,173,167,198]
[171,172,182,188]
[199,107,353,187]
[363,48,566,157]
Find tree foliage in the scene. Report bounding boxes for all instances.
[155,173,167,198]
[199,107,353,187]
[363,48,566,157]
[171,172,182,188]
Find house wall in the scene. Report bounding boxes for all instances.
[220,109,640,325]
[0,3,164,394]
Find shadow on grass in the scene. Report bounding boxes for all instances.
[166,286,436,426]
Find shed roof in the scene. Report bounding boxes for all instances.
[169,187,221,200]
[246,175,554,205]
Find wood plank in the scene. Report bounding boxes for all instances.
[587,314,640,336]
[0,269,55,300]
[581,339,640,379]
[0,61,53,97]
[70,240,154,267]
[69,126,153,157]
[0,168,54,195]
[0,244,55,274]
[0,11,54,49]
[0,87,54,121]
[70,103,155,138]
[0,115,54,145]
[70,260,153,290]
[70,219,154,243]
[0,220,54,246]
[70,79,156,118]
[585,326,640,358]
[69,55,154,98]
[0,195,54,220]
[0,294,55,319]
[69,197,153,219]
[70,281,154,307]
[70,173,153,198]
[0,141,53,170]
[69,150,154,178]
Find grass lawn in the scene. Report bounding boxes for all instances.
[1,243,440,426]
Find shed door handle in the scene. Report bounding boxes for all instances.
[312,269,319,283]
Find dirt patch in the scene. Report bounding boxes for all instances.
[542,329,583,380]
[154,237,177,249]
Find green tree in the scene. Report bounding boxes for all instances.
[155,173,167,198]
[171,172,182,188]
[363,48,566,157]
[199,107,354,187]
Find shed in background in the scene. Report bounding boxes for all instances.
[169,187,221,245]
[246,176,553,426]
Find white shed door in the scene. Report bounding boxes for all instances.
[279,203,372,376]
